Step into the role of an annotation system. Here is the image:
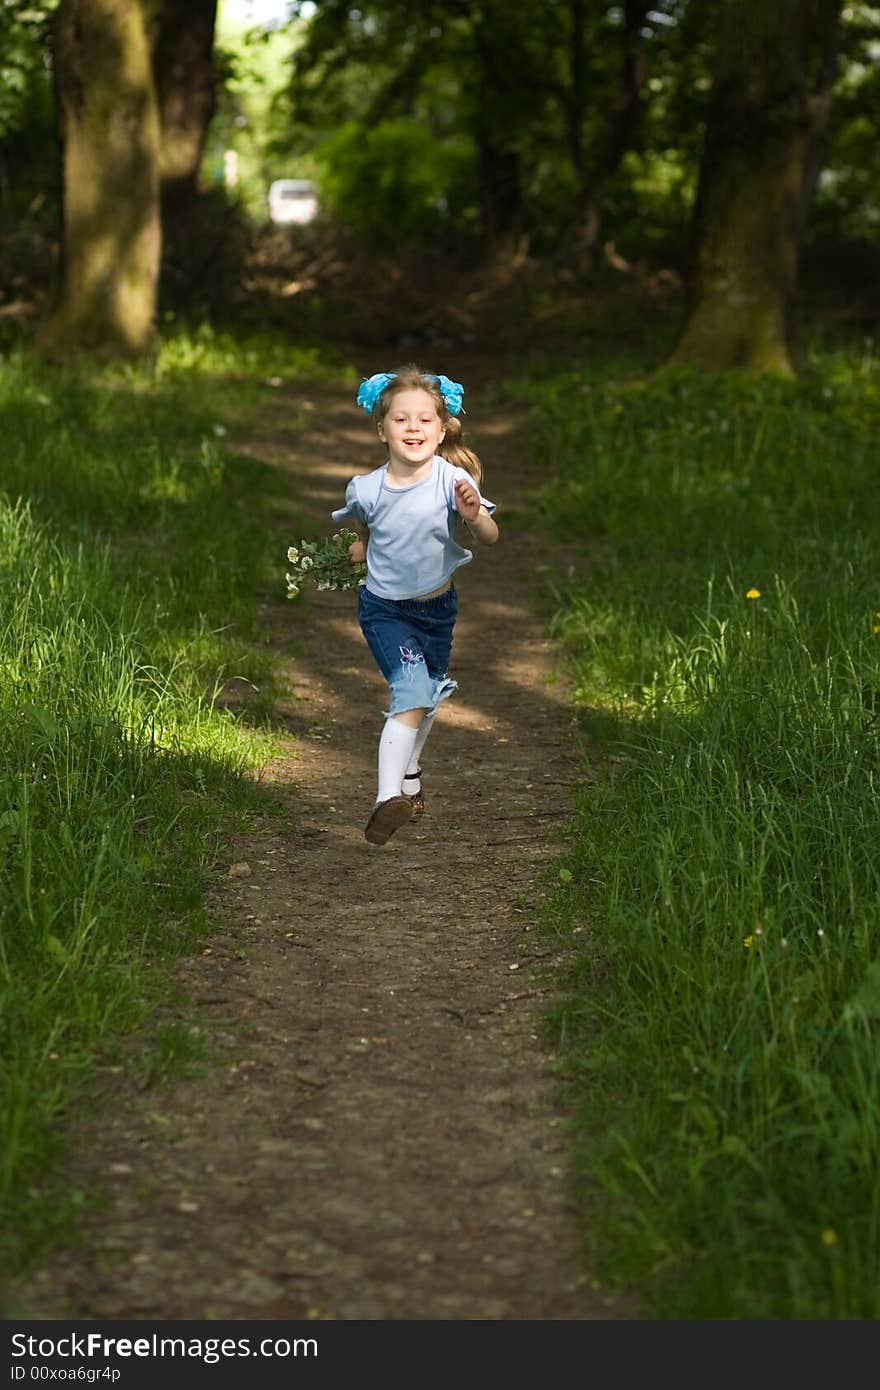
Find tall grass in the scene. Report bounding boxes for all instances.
[529,344,880,1317]
[0,327,342,1288]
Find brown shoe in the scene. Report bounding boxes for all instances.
[364,795,412,845]
[403,769,425,819]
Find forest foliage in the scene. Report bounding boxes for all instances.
[1,3,878,293]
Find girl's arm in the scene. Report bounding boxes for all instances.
[348,524,369,564]
[454,478,499,545]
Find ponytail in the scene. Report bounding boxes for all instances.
[438,415,483,486]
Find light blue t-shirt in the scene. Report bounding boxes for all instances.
[331,455,496,600]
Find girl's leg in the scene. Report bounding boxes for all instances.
[402,592,454,803]
[365,709,426,845]
[403,708,437,794]
[376,710,424,803]
[357,588,454,841]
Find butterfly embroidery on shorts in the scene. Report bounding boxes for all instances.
[399,645,426,680]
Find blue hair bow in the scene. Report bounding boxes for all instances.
[355,371,465,416]
[356,372,398,414]
[432,374,465,415]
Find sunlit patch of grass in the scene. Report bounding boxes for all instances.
[528,346,880,1318]
[0,326,341,1286]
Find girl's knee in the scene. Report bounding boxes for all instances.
[395,707,428,728]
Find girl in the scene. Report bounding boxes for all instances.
[332,365,499,845]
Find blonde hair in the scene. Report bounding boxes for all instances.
[373,365,483,485]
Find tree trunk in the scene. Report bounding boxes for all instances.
[150,0,219,307]
[38,0,161,359]
[569,0,648,275]
[469,9,526,257]
[669,0,842,376]
[476,134,525,255]
[797,0,841,239]
[152,0,217,196]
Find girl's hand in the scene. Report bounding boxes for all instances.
[454,478,481,522]
[348,539,366,564]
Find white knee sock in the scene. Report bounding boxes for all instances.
[403,710,437,793]
[377,717,419,803]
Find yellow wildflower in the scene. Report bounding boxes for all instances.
[743,935,754,949]
[821,1227,839,1248]
[746,588,761,600]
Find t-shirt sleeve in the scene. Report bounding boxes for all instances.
[447,465,496,516]
[330,476,365,524]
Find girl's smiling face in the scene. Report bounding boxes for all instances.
[378,388,445,470]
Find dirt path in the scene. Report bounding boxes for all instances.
[8,366,634,1321]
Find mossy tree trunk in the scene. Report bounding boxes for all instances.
[38,0,161,359]
[669,0,841,376]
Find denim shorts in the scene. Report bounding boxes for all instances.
[358,583,458,717]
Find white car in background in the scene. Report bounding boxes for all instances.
[267,179,319,225]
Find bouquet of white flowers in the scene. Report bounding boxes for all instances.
[285,528,366,598]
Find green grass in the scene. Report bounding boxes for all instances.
[0,324,347,1288]
[527,340,880,1318]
